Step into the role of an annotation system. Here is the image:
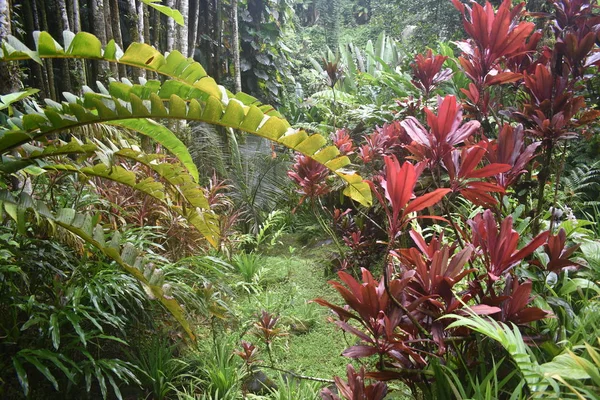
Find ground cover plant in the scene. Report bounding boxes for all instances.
[0,0,599,399]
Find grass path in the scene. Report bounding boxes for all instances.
[234,236,350,380]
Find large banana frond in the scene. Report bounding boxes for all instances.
[0,190,196,341]
[0,31,372,207]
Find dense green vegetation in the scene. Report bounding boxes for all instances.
[1,0,600,399]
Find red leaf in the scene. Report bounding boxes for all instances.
[312,298,356,321]
[508,231,550,266]
[335,320,374,343]
[342,345,379,358]
[465,163,512,179]
[465,304,501,315]
[404,188,451,215]
[485,71,523,86]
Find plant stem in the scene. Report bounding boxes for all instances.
[533,141,554,234]
[382,242,432,339]
[549,140,568,233]
[255,364,335,383]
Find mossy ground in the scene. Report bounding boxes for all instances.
[191,233,412,398]
[234,234,349,380]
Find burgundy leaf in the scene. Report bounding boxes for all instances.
[342,345,379,358]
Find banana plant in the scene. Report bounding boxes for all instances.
[0,31,373,340]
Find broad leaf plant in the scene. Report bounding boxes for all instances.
[0,31,373,342]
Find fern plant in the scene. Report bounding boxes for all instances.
[561,160,600,213]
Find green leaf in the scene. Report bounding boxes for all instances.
[49,313,60,350]
[107,119,199,182]
[67,32,102,58]
[94,365,108,400]
[0,89,39,111]
[65,312,87,347]
[0,191,197,341]
[0,32,373,208]
[541,353,594,381]
[12,357,29,396]
[140,0,184,26]
[21,354,59,391]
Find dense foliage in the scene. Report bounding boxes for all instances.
[1,0,600,399]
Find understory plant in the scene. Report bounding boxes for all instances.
[285,0,600,398]
[0,15,373,397]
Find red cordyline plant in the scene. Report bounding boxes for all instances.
[411,49,453,97]
[481,275,551,326]
[371,155,450,239]
[442,141,511,207]
[305,1,594,397]
[313,268,427,368]
[331,128,356,156]
[358,121,406,164]
[321,364,388,400]
[484,123,541,190]
[235,340,261,368]
[401,95,480,164]
[451,0,535,119]
[467,209,550,282]
[450,0,600,228]
[287,153,331,205]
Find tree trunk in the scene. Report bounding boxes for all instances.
[57,0,73,92]
[103,0,118,77]
[166,0,176,51]
[178,0,189,57]
[150,7,160,79]
[22,0,49,97]
[0,0,19,95]
[188,0,198,57]
[110,0,127,77]
[72,0,82,32]
[214,0,221,82]
[197,0,208,64]
[71,0,85,93]
[151,7,160,48]
[231,0,241,92]
[143,2,150,46]
[127,0,140,42]
[37,0,56,99]
[92,0,110,79]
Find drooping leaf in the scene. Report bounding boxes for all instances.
[140,0,184,26]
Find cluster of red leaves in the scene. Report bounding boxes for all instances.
[235,340,261,366]
[442,141,511,207]
[321,365,388,400]
[308,1,595,397]
[253,310,286,345]
[484,124,540,190]
[333,208,381,271]
[401,95,480,164]
[358,121,406,164]
[451,0,535,117]
[313,268,427,369]
[468,210,549,281]
[331,129,356,156]
[411,49,453,96]
[287,153,331,205]
[371,156,450,238]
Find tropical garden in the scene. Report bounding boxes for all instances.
[0,0,599,398]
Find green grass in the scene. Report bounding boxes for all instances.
[231,247,348,380]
